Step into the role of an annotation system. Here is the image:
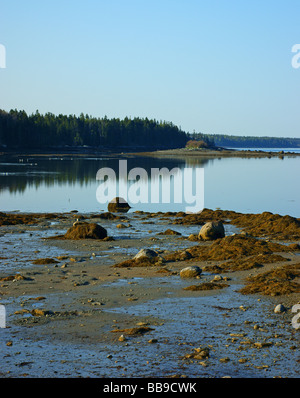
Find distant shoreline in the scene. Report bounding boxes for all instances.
[1,146,300,159]
[123,147,300,158]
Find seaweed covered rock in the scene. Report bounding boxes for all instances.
[157,229,181,236]
[113,248,165,268]
[113,257,164,268]
[64,222,107,240]
[198,221,225,241]
[107,197,131,213]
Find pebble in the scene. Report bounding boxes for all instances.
[219,357,230,363]
[148,339,158,344]
[274,304,286,314]
[212,275,223,281]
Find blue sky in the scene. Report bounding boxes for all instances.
[0,0,299,138]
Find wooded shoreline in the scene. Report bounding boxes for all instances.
[1,146,300,160]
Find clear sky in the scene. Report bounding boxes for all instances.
[0,0,299,138]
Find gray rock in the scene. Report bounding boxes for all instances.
[134,249,158,260]
[198,221,225,241]
[274,304,286,313]
[212,275,223,281]
[180,266,202,278]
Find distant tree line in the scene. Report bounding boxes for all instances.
[0,109,189,150]
[0,109,298,150]
[192,133,300,148]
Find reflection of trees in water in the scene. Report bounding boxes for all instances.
[0,156,212,194]
[183,157,215,167]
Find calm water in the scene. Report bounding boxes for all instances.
[224,147,300,153]
[0,153,299,217]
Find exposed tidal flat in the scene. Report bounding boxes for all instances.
[0,208,299,378]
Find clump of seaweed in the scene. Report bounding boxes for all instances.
[183,282,229,291]
[110,326,154,336]
[165,235,298,264]
[231,212,300,240]
[32,258,59,265]
[202,254,289,273]
[239,263,300,296]
[0,212,60,226]
[171,208,234,226]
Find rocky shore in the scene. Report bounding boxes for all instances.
[125,147,300,159]
[2,146,300,162]
[0,208,299,378]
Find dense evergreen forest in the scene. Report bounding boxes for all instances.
[0,109,188,150]
[0,109,299,151]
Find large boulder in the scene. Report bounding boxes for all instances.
[108,197,131,213]
[134,248,158,260]
[198,221,225,241]
[180,266,202,278]
[64,222,107,240]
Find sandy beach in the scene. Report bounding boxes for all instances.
[0,208,299,378]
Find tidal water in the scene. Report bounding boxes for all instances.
[0,153,299,217]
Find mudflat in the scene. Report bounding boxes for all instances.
[0,209,299,378]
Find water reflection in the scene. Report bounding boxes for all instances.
[0,156,211,194]
[95,159,204,213]
[0,155,299,217]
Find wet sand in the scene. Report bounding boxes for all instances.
[0,209,299,378]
